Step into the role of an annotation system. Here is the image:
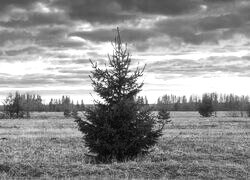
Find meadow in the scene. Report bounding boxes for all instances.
[0,111,249,179]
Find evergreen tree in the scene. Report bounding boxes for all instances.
[80,100,85,111]
[49,99,54,111]
[75,28,165,162]
[76,101,80,110]
[144,96,149,105]
[246,102,250,117]
[63,96,71,117]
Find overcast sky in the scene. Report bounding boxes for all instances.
[0,0,250,103]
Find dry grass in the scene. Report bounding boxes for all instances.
[0,111,249,179]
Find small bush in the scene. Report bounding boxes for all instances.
[226,111,241,117]
[157,107,171,127]
[71,109,78,117]
[63,109,71,118]
[198,94,214,117]
[3,92,27,119]
[0,112,8,119]
[246,104,250,117]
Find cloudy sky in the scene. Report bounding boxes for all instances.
[0,0,250,104]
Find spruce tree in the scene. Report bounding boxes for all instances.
[75,28,166,162]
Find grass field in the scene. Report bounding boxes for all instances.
[0,111,249,179]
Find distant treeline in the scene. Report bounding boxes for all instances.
[48,97,85,112]
[154,93,250,111]
[1,92,250,113]
[1,92,85,113]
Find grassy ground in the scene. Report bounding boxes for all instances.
[0,111,249,179]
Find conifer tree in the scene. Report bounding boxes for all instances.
[75,28,166,162]
[80,100,85,111]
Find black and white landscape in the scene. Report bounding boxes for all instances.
[0,0,249,179]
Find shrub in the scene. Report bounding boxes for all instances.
[63,109,71,118]
[75,28,166,162]
[0,112,8,119]
[198,93,214,117]
[3,92,26,118]
[246,103,250,117]
[226,111,241,117]
[71,109,78,118]
[158,108,171,124]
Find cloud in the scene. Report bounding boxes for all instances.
[0,74,55,87]
[51,0,133,24]
[34,26,86,48]
[198,14,244,31]
[70,28,157,43]
[0,30,33,46]
[146,55,250,79]
[1,0,248,50]
[0,73,90,88]
[0,0,250,103]
[53,59,90,65]
[0,0,38,11]
[118,0,201,15]
[156,18,219,45]
[151,0,250,45]
[58,69,90,75]
[4,46,44,56]
[204,0,236,3]
[0,0,203,25]
[51,0,203,24]
[0,11,69,28]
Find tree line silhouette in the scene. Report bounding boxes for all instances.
[0,92,85,118]
[155,93,250,112]
[1,91,250,118]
